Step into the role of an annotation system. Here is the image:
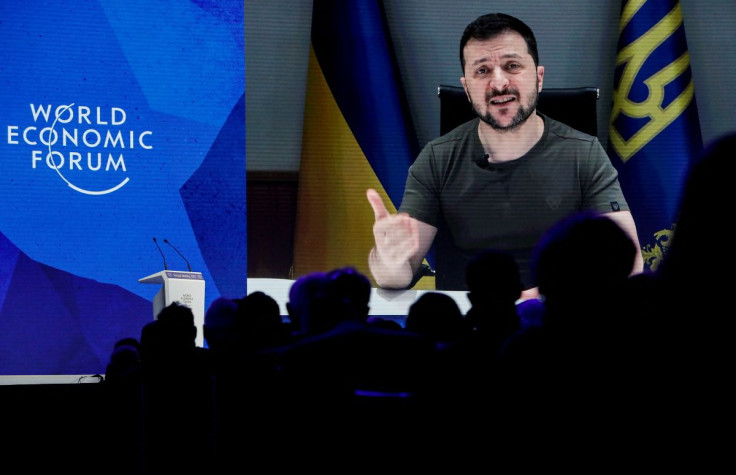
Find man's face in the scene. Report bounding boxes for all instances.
[460,31,544,131]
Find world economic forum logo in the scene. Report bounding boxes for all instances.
[7,103,154,195]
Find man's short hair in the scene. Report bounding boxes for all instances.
[459,12,539,71]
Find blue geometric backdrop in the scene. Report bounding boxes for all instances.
[0,0,246,375]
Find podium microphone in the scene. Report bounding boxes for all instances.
[164,238,193,272]
[152,237,168,270]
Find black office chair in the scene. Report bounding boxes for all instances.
[426,84,600,290]
[437,84,599,136]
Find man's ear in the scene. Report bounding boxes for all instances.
[460,76,471,102]
[537,65,545,92]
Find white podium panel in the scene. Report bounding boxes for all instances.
[139,270,206,347]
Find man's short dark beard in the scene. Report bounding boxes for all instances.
[475,88,539,132]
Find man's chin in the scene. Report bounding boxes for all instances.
[480,114,523,131]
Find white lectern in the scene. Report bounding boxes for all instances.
[139,270,206,347]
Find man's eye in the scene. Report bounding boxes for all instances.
[476,67,488,75]
[506,63,521,71]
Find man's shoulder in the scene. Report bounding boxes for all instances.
[542,113,598,144]
[415,118,479,164]
[430,117,479,146]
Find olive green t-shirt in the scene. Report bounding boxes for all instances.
[400,113,628,290]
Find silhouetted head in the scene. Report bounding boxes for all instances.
[405,292,467,342]
[203,296,239,351]
[533,211,636,306]
[287,272,329,334]
[465,249,523,306]
[325,266,372,321]
[147,302,198,353]
[237,291,285,349]
[105,340,141,382]
[113,336,140,351]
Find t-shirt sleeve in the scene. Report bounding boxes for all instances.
[398,144,442,227]
[581,138,630,214]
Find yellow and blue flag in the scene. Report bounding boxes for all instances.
[609,0,703,272]
[293,0,423,285]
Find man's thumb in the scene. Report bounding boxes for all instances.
[366,188,389,221]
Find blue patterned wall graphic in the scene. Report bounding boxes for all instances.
[0,0,245,375]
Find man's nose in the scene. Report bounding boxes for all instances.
[488,69,509,92]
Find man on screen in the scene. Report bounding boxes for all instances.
[367,12,643,297]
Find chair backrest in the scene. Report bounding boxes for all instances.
[438,84,599,136]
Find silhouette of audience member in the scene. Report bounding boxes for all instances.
[276,268,426,394]
[202,296,240,453]
[104,337,141,384]
[237,290,290,351]
[464,249,523,348]
[533,211,636,321]
[138,302,214,473]
[113,336,141,350]
[280,266,374,340]
[325,266,372,321]
[498,211,638,423]
[404,291,473,406]
[204,291,286,363]
[283,270,330,339]
[658,132,735,329]
[465,249,543,337]
[327,267,407,330]
[139,302,210,379]
[203,296,240,357]
[405,291,468,345]
[268,268,436,458]
[100,337,144,475]
[440,249,526,402]
[286,266,373,337]
[203,292,288,473]
[655,132,736,436]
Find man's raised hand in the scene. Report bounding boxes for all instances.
[366,188,419,288]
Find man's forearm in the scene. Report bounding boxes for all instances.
[605,210,644,274]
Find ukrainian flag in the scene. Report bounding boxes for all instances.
[609,0,703,272]
[293,0,427,286]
